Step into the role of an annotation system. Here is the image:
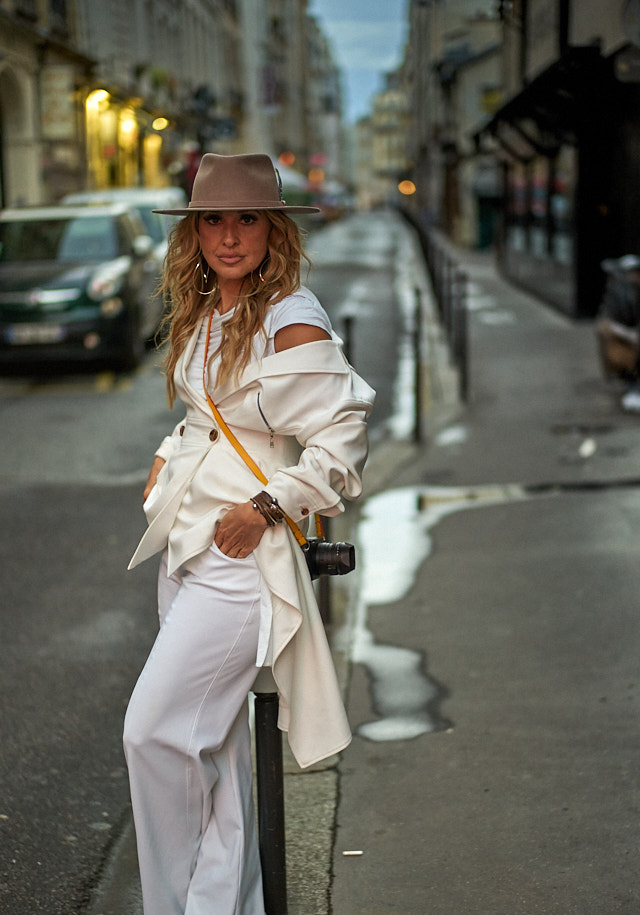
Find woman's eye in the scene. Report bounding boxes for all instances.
[240,214,257,224]
[204,214,220,225]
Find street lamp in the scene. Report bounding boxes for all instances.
[398,179,417,196]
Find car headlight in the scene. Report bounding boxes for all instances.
[88,273,122,300]
[87,257,130,301]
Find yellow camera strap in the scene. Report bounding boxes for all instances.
[202,309,323,548]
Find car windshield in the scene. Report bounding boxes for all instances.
[0,215,118,263]
[134,206,166,244]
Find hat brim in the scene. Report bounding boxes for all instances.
[152,204,321,215]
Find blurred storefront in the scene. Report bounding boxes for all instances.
[475,1,640,319]
[476,47,614,318]
[83,88,174,191]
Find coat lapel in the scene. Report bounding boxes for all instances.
[177,314,211,413]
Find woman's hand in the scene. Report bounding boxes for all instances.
[143,456,166,504]
[214,501,268,558]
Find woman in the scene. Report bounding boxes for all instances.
[123,153,375,915]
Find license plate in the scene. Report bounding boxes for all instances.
[5,324,66,345]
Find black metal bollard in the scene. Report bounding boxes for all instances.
[413,287,424,444]
[433,244,444,317]
[253,687,287,914]
[452,270,469,402]
[443,255,455,350]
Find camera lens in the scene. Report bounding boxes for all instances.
[314,541,356,575]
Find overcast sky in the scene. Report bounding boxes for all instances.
[308,0,409,123]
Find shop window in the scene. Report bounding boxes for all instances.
[550,147,575,267]
[506,163,528,253]
[530,159,549,259]
[501,149,576,315]
[48,0,69,37]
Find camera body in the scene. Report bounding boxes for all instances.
[305,539,356,580]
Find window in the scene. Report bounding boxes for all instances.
[0,216,118,262]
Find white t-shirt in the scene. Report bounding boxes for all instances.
[186,285,332,397]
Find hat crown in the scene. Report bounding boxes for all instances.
[189,153,285,210]
[150,152,320,214]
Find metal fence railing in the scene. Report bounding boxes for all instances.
[423,231,469,404]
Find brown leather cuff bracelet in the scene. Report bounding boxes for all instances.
[251,491,285,526]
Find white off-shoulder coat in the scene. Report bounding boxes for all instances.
[129,313,375,768]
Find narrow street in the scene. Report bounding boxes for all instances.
[2,3,637,914]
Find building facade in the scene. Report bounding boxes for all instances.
[0,0,343,206]
[305,15,344,192]
[352,71,411,209]
[403,0,501,247]
[0,0,93,206]
[353,116,375,209]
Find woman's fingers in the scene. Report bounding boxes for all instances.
[214,502,267,556]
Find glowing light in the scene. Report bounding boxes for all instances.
[120,112,138,135]
[152,117,169,131]
[308,167,325,184]
[278,151,296,167]
[86,89,110,109]
[398,180,417,196]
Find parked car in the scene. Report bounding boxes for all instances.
[61,186,187,262]
[0,204,163,369]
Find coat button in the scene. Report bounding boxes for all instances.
[300,507,309,516]
[209,428,219,442]
[179,425,185,436]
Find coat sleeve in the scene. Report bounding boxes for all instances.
[154,417,186,463]
[256,366,375,522]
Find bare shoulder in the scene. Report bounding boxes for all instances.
[273,323,331,352]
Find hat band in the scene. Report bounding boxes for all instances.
[188,199,286,209]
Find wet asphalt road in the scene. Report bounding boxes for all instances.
[0,211,408,913]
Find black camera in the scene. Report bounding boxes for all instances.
[305,539,356,580]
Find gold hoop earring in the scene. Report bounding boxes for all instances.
[258,258,268,283]
[194,260,211,295]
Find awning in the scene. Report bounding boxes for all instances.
[474,47,608,160]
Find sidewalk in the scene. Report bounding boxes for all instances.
[331,239,640,913]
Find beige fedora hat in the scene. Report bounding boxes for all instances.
[153,153,320,215]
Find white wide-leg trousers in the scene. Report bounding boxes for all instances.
[123,545,267,915]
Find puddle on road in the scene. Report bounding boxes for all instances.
[346,483,528,742]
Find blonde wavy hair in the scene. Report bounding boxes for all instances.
[158,211,309,407]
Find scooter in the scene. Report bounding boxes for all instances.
[596,254,640,382]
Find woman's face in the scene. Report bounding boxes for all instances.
[197,211,271,287]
